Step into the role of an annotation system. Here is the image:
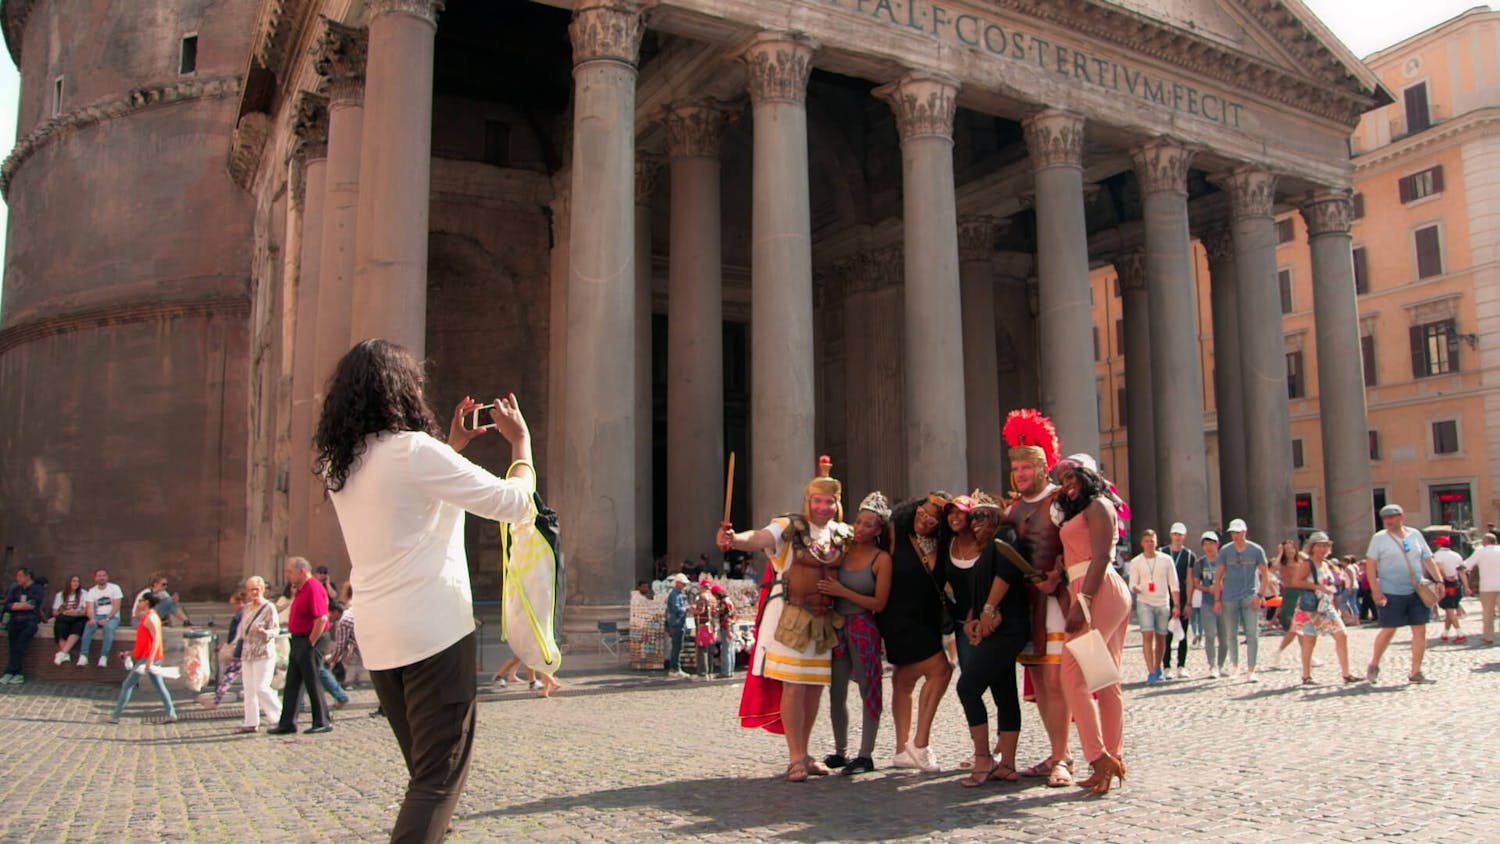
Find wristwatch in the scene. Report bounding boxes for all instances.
[981,604,998,618]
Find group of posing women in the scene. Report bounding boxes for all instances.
[719,410,1131,795]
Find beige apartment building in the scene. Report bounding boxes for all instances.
[1093,6,1500,539]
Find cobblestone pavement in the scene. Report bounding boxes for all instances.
[2,605,1497,843]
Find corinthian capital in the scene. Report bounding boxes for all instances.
[1299,189,1353,238]
[569,1,646,69]
[1199,224,1235,268]
[874,71,959,143]
[1131,138,1193,195]
[366,0,443,26]
[1022,109,1084,171]
[1113,250,1147,293]
[1214,166,1278,221]
[738,32,817,106]
[315,19,367,107]
[663,100,735,160]
[292,91,329,161]
[957,215,1001,263]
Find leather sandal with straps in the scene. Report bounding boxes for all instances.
[1046,758,1074,787]
[785,759,809,783]
[959,753,996,787]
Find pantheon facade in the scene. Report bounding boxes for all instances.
[0,0,1388,624]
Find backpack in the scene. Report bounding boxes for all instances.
[499,490,565,674]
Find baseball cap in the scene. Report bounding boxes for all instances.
[1379,504,1404,518]
[1306,531,1331,545]
[1227,518,1248,533]
[1201,530,1219,543]
[670,573,689,585]
[1434,535,1451,547]
[1169,522,1187,535]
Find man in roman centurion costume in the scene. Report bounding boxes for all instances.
[1001,409,1076,786]
[718,456,852,782]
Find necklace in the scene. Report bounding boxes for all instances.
[913,534,937,556]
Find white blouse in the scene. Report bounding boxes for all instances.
[331,431,533,671]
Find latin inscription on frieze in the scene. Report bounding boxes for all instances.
[810,0,1248,128]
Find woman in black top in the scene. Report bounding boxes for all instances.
[951,496,1031,786]
[876,493,955,773]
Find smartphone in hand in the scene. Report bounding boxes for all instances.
[463,402,498,432]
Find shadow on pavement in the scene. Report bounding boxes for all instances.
[467,773,1106,841]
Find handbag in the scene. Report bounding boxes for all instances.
[1396,535,1440,608]
[695,623,716,648]
[233,604,269,660]
[1063,594,1122,692]
[914,535,957,635]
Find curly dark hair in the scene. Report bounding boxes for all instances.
[1051,463,1113,524]
[314,339,439,492]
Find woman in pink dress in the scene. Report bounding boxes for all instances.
[1052,454,1130,794]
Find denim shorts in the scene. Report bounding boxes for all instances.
[1377,592,1431,628]
[1137,601,1171,633]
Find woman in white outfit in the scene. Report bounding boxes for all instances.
[235,576,282,733]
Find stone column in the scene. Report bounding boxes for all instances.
[993,251,1038,415]
[563,0,644,614]
[309,20,367,569]
[1202,225,1248,526]
[1114,250,1159,537]
[1224,166,1294,542]
[958,215,1002,492]
[1301,191,1373,556]
[633,156,661,580]
[876,71,967,494]
[663,100,731,566]
[739,32,818,523]
[545,170,570,508]
[1133,139,1210,534]
[288,92,328,562]
[842,247,907,500]
[1023,110,1100,458]
[350,0,441,355]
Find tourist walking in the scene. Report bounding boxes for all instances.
[1363,504,1444,685]
[1432,536,1467,643]
[1191,532,1228,677]
[1217,519,1270,682]
[1465,533,1500,644]
[1127,530,1178,684]
[665,573,689,678]
[107,592,176,723]
[1269,539,1304,668]
[234,576,281,733]
[1161,523,1195,678]
[1285,533,1360,684]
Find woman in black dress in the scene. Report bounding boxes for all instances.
[877,493,954,773]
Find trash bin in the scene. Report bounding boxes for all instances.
[181,629,216,693]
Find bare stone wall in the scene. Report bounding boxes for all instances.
[0,0,257,598]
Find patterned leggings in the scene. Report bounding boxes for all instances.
[214,658,243,704]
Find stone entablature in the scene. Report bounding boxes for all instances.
[0,296,251,357]
[0,75,243,197]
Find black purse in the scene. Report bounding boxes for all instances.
[914,536,956,635]
[1296,562,1320,613]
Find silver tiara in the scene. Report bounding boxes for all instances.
[858,491,891,520]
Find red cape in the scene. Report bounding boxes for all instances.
[737,564,784,734]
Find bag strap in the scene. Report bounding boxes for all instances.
[1391,530,1427,592]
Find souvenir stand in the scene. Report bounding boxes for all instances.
[628,576,759,671]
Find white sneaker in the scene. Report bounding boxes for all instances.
[1246,669,1259,683]
[77,654,89,667]
[891,748,918,769]
[909,744,941,773]
[97,657,108,668]
[1175,667,1188,679]
[530,680,545,690]
[1208,667,1219,679]
[53,652,68,666]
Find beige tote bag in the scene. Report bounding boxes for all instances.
[1064,595,1122,692]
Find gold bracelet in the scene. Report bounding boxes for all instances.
[506,459,536,478]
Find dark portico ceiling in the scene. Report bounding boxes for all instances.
[435,0,575,110]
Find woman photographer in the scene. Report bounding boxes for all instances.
[315,339,536,843]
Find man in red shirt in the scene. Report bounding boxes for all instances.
[268,557,332,735]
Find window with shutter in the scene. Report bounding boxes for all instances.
[1291,439,1305,469]
[1368,430,1380,461]
[1114,318,1123,357]
[1410,324,1426,378]
[1398,174,1414,203]
[1361,334,1377,386]
[1093,327,1099,362]
[1414,226,1443,278]
[1351,193,1365,219]
[1404,82,1431,133]
[1412,319,1458,377]
[1432,420,1459,455]
[1279,269,1293,314]
[1275,218,1294,244]
[1352,247,1369,294]
[1286,350,1304,398]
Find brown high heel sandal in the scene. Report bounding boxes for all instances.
[1079,752,1126,795]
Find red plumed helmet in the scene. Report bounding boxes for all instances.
[1002,409,1061,470]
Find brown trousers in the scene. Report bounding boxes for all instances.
[370,632,478,844]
